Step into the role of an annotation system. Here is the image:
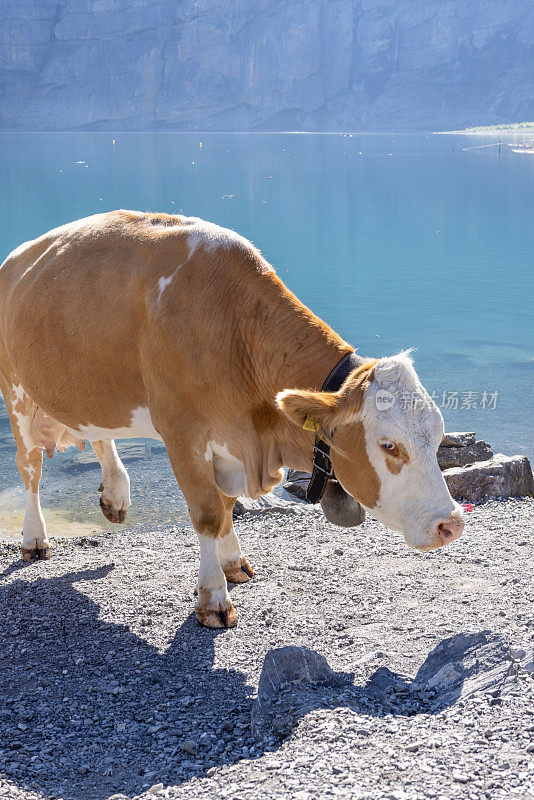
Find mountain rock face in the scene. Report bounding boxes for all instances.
[1,0,533,131]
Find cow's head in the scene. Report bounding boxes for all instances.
[277,352,465,550]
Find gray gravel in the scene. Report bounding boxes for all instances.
[0,498,533,800]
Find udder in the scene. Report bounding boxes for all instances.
[30,408,86,458]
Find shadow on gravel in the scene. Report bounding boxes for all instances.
[0,564,513,800]
[251,630,513,740]
[0,560,30,581]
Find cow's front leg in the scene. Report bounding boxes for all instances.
[164,437,237,628]
[196,533,237,629]
[217,499,254,583]
[91,439,130,523]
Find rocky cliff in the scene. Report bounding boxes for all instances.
[1,0,533,131]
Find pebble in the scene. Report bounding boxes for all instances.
[405,741,425,752]
[452,770,471,783]
[511,647,526,660]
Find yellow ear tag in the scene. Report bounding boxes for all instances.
[303,415,319,432]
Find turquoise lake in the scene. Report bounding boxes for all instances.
[0,132,533,535]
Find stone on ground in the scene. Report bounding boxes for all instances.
[444,453,534,502]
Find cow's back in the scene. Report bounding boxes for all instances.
[0,210,251,430]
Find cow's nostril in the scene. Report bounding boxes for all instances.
[438,523,454,542]
[437,518,464,545]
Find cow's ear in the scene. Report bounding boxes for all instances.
[276,360,377,433]
[276,388,341,433]
[336,361,377,418]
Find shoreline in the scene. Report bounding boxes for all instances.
[434,131,534,136]
[434,125,534,136]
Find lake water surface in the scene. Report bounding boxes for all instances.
[1,132,532,536]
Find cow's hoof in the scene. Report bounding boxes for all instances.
[223,557,254,584]
[195,593,237,629]
[196,606,238,629]
[21,547,36,562]
[99,497,127,524]
[21,545,51,562]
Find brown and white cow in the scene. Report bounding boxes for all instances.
[0,211,465,628]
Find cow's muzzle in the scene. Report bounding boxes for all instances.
[435,513,465,546]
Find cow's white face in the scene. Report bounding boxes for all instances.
[277,352,465,551]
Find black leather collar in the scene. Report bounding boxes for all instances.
[306,351,362,503]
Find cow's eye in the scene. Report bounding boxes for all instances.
[380,440,399,457]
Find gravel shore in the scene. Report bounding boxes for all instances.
[0,498,533,800]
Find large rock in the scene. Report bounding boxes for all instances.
[437,431,493,469]
[1,2,534,132]
[363,632,518,711]
[232,493,307,519]
[437,439,493,470]
[444,454,534,502]
[440,432,476,448]
[256,646,348,699]
[410,631,516,711]
[283,470,310,501]
[251,646,350,736]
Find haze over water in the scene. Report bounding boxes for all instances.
[1,132,532,534]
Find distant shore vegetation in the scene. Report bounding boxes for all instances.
[438,121,534,134]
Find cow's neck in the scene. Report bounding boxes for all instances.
[245,271,353,392]
[243,270,355,475]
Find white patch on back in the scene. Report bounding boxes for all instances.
[157,266,181,300]
[206,440,248,497]
[69,406,163,443]
[183,217,249,258]
[143,212,271,274]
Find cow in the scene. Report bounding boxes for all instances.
[0,211,465,628]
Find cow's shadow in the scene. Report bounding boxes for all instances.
[0,562,480,800]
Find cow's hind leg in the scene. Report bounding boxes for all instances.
[91,440,130,523]
[217,497,254,584]
[18,445,48,561]
[0,380,49,560]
